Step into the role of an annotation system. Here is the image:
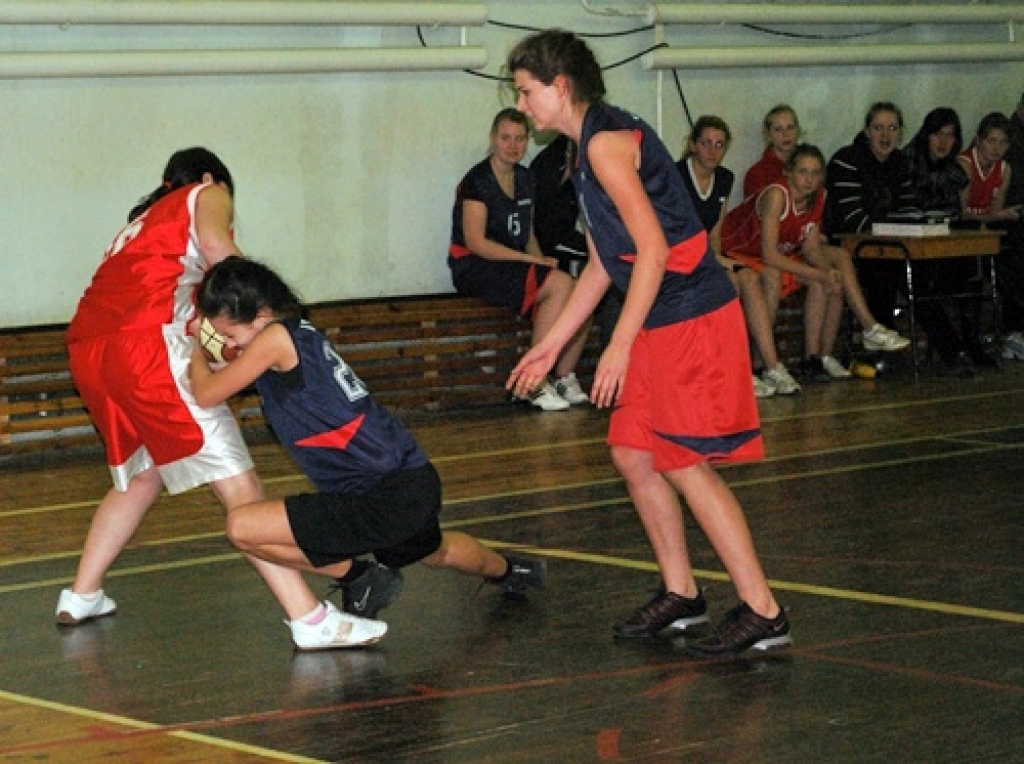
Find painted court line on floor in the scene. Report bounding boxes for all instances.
[0,689,327,762]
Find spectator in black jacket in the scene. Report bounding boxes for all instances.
[826,103,928,367]
[530,133,588,276]
[998,93,1024,360]
[903,108,997,373]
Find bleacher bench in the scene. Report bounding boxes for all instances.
[0,290,810,459]
[0,294,602,457]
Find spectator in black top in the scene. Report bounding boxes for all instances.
[903,108,996,374]
[674,115,770,398]
[993,94,1024,361]
[530,133,588,277]
[827,102,919,348]
[675,115,734,254]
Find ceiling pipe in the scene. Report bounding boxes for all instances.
[643,41,1024,70]
[0,47,488,79]
[646,4,1024,26]
[0,1,488,27]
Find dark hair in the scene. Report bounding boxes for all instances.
[507,29,606,104]
[198,256,304,324]
[684,115,732,157]
[909,107,963,164]
[491,107,528,134]
[784,143,825,173]
[976,111,1012,141]
[864,101,904,130]
[128,147,234,222]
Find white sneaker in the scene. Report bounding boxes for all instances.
[554,372,589,405]
[752,374,776,398]
[862,324,910,352]
[289,601,387,651]
[762,364,801,395]
[524,381,570,411]
[55,588,117,625]
[820,355,852,379]
[1002,331,1024,360]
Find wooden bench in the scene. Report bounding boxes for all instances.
[0,294,602,457]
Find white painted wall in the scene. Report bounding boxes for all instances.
[1,0,1021,327]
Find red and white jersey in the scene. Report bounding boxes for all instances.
[960,147,1006,216]
[721,183,825,262]
[67,183,212,342]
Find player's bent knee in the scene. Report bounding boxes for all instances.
[224,510,258,551]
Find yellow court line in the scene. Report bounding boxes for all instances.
[480,544,1024,625]
[2,415,1020,519]
[443,440,1019,508]
[1,439,1020,575]
[0,554,240,594]
[0,688,327,763]
[5,537,1018,625]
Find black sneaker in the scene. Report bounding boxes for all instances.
[613,588,709,639]
[797,356,832,383]
[937,352,975,379]
[685,602,792,657]
[498,555,548,598]
[330,562,404,619]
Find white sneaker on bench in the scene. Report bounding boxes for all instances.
[554,373,589,405]
[525,382,570,411]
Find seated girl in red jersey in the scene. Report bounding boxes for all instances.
[721,144,908,393]
[743,104,802,198]
[189,257,547,633]
[957,112,1022,225]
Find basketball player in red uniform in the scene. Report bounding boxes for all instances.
[60,148,384,650]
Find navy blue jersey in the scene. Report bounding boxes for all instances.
[449,158,536,262]
[256,318,428,494]
[573,103,735,329]
[676,157,735,234]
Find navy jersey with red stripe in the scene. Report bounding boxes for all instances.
[449,158,535,261]
[676,157,734,234]
[256,318,428,494]
[573,103,735,329]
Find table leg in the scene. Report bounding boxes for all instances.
[905,255,919,376]
[989,255,1001,339]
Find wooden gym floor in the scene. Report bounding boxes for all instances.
[1,364,1022,763]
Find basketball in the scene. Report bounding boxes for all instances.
[199,317,238,363]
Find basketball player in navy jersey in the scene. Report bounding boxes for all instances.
[506,30,791,656]
[189,257,547,632]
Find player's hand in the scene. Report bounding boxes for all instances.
[508,345,557,399]
[591,341,630,409]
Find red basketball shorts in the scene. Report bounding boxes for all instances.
[69,326,253,494]
[608,299,765,472]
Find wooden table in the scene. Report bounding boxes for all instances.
[839,229,1003,374]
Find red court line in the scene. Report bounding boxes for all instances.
[4,621,1020,758]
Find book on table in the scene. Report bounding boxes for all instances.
[871,211,951,237]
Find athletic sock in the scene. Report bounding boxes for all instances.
[337,559,370,583]
[298,603,328,626]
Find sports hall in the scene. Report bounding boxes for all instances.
[1,2,1022,762]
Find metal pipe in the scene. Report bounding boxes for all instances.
[647,4,1024,26]
[0,1,487,27]
[644,42,1024,69]
[0,47,488,78]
